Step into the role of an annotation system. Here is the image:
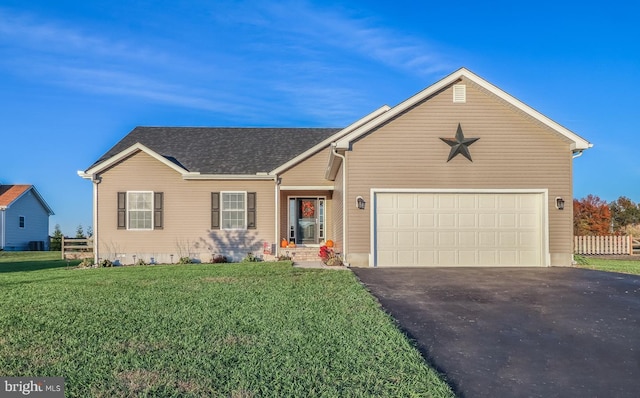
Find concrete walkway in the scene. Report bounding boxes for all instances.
[353,267,640,398]
[292,261,349,270]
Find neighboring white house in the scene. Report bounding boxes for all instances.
[0,184,54,251]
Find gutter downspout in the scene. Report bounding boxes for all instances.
[331,144,348,267]
[92,175,100,264]
[274,175,280,258]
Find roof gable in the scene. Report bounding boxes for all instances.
[0,185,54,215]
[335,68,592,152]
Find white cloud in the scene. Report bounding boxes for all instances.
[236,1,454,77]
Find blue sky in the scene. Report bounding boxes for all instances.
[0,0,638,235]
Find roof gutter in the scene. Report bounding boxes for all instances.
[182,173,275,180]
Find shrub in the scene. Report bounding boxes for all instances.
[211,254,228,263]
[242,252,260,262]
[135,258,147,266]
[99,259,113,268]
[78,258,94,268]
[319,245,343,266]
[178,256,192,264]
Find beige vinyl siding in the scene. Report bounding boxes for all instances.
[279,147,334,187]
[346,78,574,266]
[96,151,276,263]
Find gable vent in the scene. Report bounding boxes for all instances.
[453,84,466,103]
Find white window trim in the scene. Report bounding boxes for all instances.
[18,215,25,229]
[127,191,154,231]
[221,191,247,230]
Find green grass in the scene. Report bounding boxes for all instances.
[574,255,640,275]
[0,252,453,397]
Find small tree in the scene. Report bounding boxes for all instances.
[75,224,85,239]
[609,196,640,233]
[573,195,612,236]
[50,224,63,251]
[86,225,93,238]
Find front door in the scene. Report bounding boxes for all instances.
[288,197,325,245]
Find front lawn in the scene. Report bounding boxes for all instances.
[0,252,453,397]
[575,255,640,275]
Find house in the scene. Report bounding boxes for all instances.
[0,184,55,251]
[79,68,591,267]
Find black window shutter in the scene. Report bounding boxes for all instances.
[247,192,257,229]
[154,192,164,229]
[117,192,126,229]
[211,192,220,229]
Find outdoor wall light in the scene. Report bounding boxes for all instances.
[556,197,565,210]
[356,196,366,210]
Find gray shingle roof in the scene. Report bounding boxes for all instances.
[90,127,341,174]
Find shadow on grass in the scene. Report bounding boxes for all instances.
[0,252,79,273]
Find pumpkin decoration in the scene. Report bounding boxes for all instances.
[280,239,288,248]
[288,241,296,248]
[326,240,334,248]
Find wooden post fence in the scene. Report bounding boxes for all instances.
[61,237,94,259]
[573,235,633,255]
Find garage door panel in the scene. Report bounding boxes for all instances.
[397,250,416,265]
[417,231,436,246]
[479,214,497,228]
[438,213,456,227]
[418,214,436,227]
[438,251,457,265]
[418,250,437,265]
[459,231,477,246]
[438,231,456,246]
[397,231,416,246]
[458,195,477,209]
[397,213,415,228]
[459,213,477,228]
[519,213,538,228]
[375,192,545,267]
[397,195,415,209]
[499,214,516,227]
[459,250,477,265]
[438,195,457,208]
[377,213,396,228]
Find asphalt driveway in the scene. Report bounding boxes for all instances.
[352,267,640,398]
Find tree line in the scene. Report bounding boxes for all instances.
[50,224,93,251]
[574,195,640,236]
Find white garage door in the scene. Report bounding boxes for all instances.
[375,192,545,267]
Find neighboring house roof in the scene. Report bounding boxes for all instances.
[88,127,341,175]
[0,185,54,215]
[334,67,593,152]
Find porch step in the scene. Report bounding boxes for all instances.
[280,247,320,262]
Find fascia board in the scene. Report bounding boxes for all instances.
[28,186,55,215]
[4,186,54,215]
[270,105,391,175]
[182,174,275,181]
[459,68,593,150]
[334,72,462,149]
[335,67,592,151]
[84,142,190,176]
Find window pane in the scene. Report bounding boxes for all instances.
[128,192,153,229]
[221,192,246,229]
[223,193,244,210]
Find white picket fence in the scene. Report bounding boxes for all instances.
[573,235,633,255]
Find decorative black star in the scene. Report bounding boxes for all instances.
[439,123,480,162]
